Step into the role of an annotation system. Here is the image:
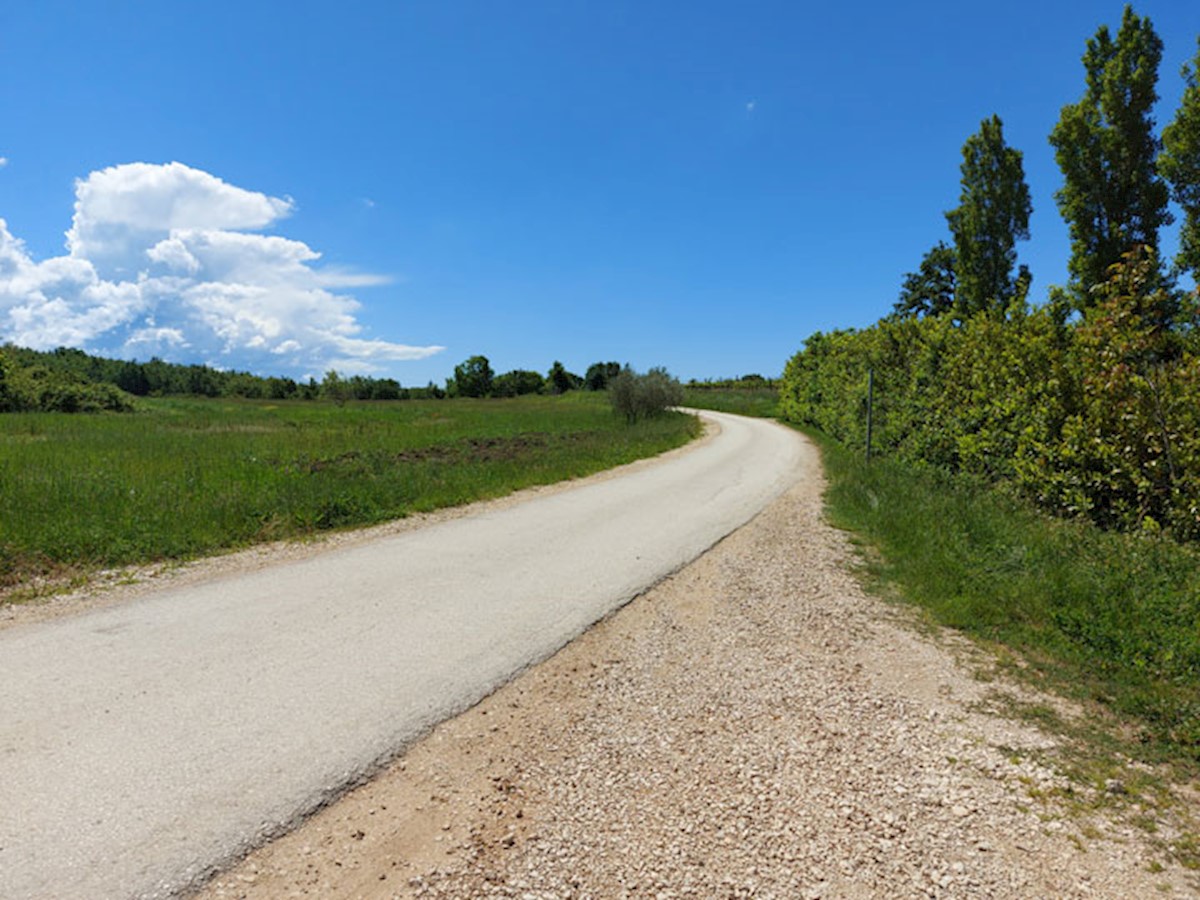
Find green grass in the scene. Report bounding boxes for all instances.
[0,394,699,594]
[682,387,779,418]
[806,427,1200,767]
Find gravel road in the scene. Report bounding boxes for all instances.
[198,430,1197,899]
[0,411,803,900]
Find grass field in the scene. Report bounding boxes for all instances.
[0,394,699,593]
[808,427,1200,768]
[682,387,779,418]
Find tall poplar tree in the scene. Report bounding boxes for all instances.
[1159,38,1200,283]
[1049,5,1170,305]
[945,115,1032,316]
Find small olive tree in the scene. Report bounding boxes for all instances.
[608,366,684,423]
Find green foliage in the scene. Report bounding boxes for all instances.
[320,370,351,406]
[946,115,1033,317]
[0,343,418,402]
[584,361,622,391]
[547,360,582,394]
[683,376,780,417]
[782,247,1200,541]
[0,354,10,412]
[608,366,685,423]
[893,241,957,319]
[450,355,495,398]
[0,350,134,413]
[814,429,1200,761]
[1050,5,1171,306]
[1159,37,1200,281]
[492,369,545,397]
[0,394,699,593]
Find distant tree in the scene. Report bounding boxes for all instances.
[321,370,352,405]
[945,115,1033,317]
[371,378,403,400]
[1159,37,1200,283]
[493,369,545,397]
[0,353,10,412]
[894,242,957,319]
[547,360,582,394]
[266,376,298,400]
[1050,5,1171,305]
[451,355,494,398]
[584,361,622,391]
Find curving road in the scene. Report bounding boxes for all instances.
[0,410,805,899]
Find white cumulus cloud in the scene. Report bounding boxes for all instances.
[0,161,444,375]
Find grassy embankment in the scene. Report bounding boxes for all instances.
[0,393,699,596]
[694,385,1200,771]
[811,428,1200,771]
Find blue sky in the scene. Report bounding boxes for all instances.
[1,1,1197,385]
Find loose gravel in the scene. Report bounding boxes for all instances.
[197,433,1197,899]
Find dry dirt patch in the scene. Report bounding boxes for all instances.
[195,435,1195,899]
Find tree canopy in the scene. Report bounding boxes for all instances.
[894,242,957,319]
[946,115,1032,316]
[1050,5,1171,305]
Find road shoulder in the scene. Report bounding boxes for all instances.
[196,431,1196,899]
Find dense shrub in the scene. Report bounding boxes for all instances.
[1,361,134,413]
[781,248,1200,541]
[608,366,684,423]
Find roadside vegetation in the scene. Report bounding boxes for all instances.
[684,375,779,418]
[779,8,1200,769]
[813,431,1200,765]
[0,393,699,597]
[608,366,685,423]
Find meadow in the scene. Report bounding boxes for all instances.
[0,393,699,593]
[682,386,779,418]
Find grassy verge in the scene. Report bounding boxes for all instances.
[806,427,1200,770]
[682,387,779,418]
[0,394,699,596]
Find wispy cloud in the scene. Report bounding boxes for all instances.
[0,157,8,168]
[0,162,444,375]
[745,100,757,114]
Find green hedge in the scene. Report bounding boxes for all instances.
[781,248,1200,541]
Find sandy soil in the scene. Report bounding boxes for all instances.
[189,433,1199,899]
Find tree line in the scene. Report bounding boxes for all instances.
[0,343,681,417]
[781,7,1200,541]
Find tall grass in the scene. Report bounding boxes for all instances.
[0,394,699,590]
[810,428,1200,764]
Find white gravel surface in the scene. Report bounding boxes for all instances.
[198,430,1198,899]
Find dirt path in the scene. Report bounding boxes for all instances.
[196,434,1197,899]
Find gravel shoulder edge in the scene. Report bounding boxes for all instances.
[193,429,1199,900]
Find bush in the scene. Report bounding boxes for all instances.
[3,364,134,413]
[608,366,684,423]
